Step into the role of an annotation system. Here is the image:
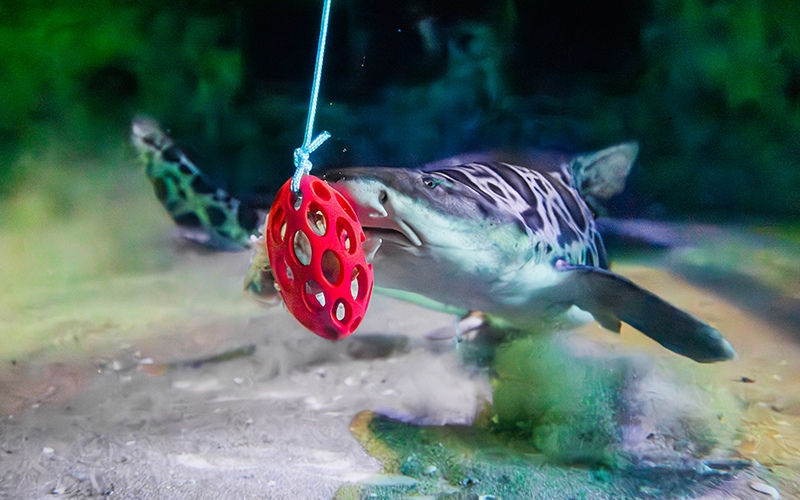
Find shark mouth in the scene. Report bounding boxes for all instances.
[351,220,421,266]
[325,178,424,248]
[362,218,423,248]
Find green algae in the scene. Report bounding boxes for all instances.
[337,331,748,499]
[338,409,735,499]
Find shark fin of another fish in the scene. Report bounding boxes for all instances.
[556,264,736,363]
[570,142,638,213]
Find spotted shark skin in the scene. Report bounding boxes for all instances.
[131,117,260,251]
[429,161,607,269]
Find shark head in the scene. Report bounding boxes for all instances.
[323,166,545,311]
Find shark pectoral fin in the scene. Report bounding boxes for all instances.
[557,265,736,363]
[591,310,622,333]
[362,236,382,264]
[373,287,470,316]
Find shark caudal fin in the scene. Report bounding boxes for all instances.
[570,142,638,213]
[131,116,260,251]
[556,263,735,363]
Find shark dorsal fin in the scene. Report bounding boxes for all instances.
[570,142,638,212]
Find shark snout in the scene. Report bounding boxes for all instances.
[323,168,423,247]
[324,169,389,220]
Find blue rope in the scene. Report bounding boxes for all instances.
[291,0,333,194]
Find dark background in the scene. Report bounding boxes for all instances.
[2,0,799,218]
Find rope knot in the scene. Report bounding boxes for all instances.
[291,131,331,193]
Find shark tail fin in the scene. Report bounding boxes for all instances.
[557,264,735,363]
[570,142,638,213]
[131,116,260,251]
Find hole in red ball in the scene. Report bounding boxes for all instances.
[273,258,293,293]
[321,250,342,285]
[350,270,359,300]
[311,179,332,201]
[271,206,286,242]
[304,279,326,309]
[350,265,367,300]
[292,230,312,266]
[306,203,327,236]
[284,260,294,282]
[337,218,356,255]
[333,299,349,324]
[334,191,358,221]
[292,190,303,211]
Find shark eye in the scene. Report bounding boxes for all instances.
[422,176,438,188]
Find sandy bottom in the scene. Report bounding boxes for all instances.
[0,245,492,498]
[0,163,798,498]
[0,246,797,498]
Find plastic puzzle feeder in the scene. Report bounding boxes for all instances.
[266,176,373,339]
[264,0,373,339]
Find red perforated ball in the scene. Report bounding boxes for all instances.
[265,175,374,340]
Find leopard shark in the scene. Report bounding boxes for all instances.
[132,118,735,363]
[322,152,735,363]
